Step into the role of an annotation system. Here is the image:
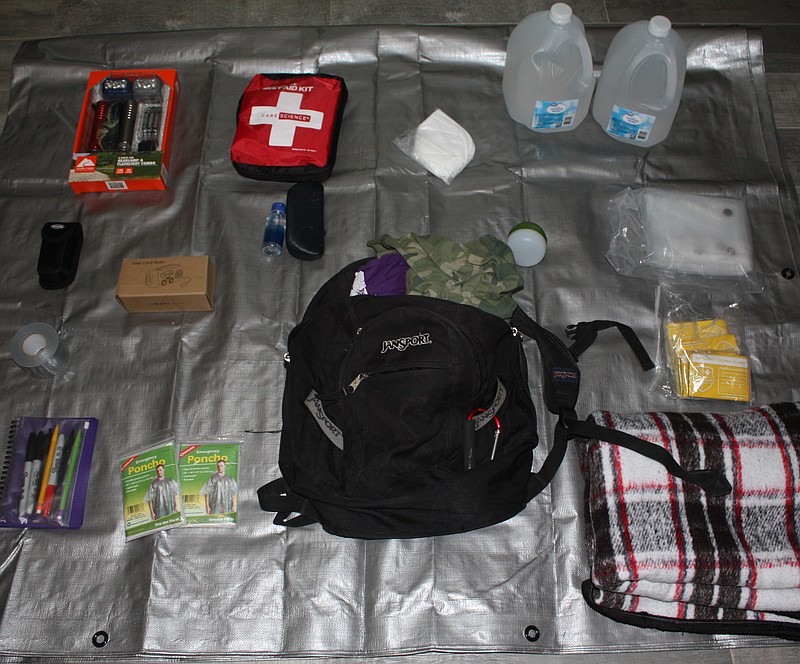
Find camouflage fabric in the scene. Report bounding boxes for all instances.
[367,233,523,320]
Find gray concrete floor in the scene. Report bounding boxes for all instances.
[0,1,798,662]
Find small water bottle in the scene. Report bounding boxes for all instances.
[262,202,287,258]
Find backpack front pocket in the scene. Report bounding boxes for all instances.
[333,304,480,496]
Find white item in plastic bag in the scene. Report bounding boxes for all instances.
[393,109,476,185]
[641,189,753,277]
[606,187,756,286]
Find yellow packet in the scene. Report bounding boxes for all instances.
[675,333,739,354]
[679,352,750,402]
[666,320,739,380]
[666,319,729,343]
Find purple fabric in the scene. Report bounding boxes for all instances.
[361,253,409,296]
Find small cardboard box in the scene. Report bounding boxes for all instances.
[69,69,179,193]
[116,256,215,313]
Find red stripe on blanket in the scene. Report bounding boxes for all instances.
[605,411,640,595]
[631,558,800,571]
[714,413,759,609]
[758,407,800,577]
[654,413,687,613]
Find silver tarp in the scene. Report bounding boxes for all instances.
[0,25,798,659]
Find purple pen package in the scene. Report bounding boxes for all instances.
[0,417,99,529]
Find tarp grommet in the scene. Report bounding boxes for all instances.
[524,625,540,642]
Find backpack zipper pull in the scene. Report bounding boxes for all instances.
[490,427,501,460]
[346,372,371,394]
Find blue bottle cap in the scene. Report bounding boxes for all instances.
[271,202,287,213]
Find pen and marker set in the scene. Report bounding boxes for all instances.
[0,417,98,529]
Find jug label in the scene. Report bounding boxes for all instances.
[533,100,579,130]
[607,105,656,142]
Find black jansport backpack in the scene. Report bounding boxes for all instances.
[258,259,731,539]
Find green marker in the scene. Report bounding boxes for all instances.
[54,421,87,523]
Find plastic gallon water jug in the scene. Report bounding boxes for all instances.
[502,3,595,133]
[592,16,687,147]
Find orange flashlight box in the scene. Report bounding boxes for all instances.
[69,69,179,193]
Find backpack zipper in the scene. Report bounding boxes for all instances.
[338,305,489,397]
[345,364,450,394]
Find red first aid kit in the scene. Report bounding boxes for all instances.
[231,74,348,182]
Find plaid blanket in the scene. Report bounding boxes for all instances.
[579,402,800,639]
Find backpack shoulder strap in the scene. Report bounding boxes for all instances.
[510,308,732,500]
[566,417,731,496]
[257,477,320,528]
[566,319,654,370]
[510,307,581,498]
[510,307,580,423]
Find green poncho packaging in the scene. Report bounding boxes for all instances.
[178,441,240,527]
[120,442,184,542]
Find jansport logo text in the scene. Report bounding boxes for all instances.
[552,368,579,382]
[381,333,432,353]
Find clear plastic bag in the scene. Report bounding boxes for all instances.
[652,284,752,403]
[607,187,760,291]
[392,108,475,185]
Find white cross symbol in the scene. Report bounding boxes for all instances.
[249,91,324,147]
